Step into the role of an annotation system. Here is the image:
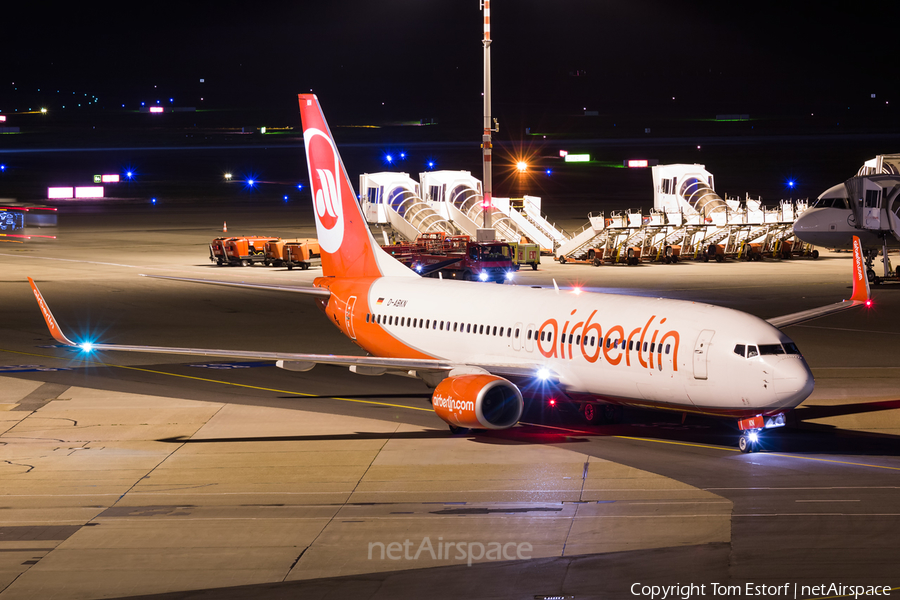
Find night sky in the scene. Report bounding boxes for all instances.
[3,1,899,129]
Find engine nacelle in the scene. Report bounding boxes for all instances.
[431,374,524,430]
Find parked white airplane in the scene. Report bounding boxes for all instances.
[793,161,900,281]
[29,95,872,453]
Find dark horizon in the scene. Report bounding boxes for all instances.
[3,1,898,132]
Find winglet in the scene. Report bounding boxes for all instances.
[28,277,77,346]
[850,236,871,303]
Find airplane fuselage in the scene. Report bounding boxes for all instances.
[794,207,900,250]
[317,276,814,419]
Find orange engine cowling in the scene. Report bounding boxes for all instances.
[431,374,524,430]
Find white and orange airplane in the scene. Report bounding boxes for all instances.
[30,94,872,453]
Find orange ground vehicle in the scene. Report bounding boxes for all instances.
[283,240,322,270]
[264,238,312,267]
[209,237,235,265]
[220,236,279,266]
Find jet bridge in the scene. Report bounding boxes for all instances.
[844,174,900,278]
[360,173,456,243]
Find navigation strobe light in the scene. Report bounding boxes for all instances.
[479,271,489,281]
[80,342,94,353]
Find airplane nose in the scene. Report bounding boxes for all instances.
[793,209,829,235]
[773,356,815,406]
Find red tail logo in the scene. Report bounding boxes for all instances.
[305,127,345,253]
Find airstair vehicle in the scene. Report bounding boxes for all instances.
[554,164,810,265]
[361,163,810,267]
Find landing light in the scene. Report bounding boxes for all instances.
[505,271,514,280]
[516,161,528,173]
[572,287,582,295]
[748,431,759,443]
[224,173,232,180]
[537,368,551,381]
[479,271,489,281]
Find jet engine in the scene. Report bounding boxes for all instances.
[431,374,524,430]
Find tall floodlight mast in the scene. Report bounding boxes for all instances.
[480,0,498,240]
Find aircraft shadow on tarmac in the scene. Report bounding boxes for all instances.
[154,398,900,457]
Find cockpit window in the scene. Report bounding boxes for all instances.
[733,344,746,357]
[759,344,786,355]
[783,342,801,355]
[747,345,759,358]
[813,197,850,209]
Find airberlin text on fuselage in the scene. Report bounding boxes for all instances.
[538,310,681,372]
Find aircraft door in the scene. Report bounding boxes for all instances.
[345,296,357,340]
[512,322,523,351]
[693,329,715,380]
[524,323,536,352]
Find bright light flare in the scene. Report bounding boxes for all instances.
[80,342,94,352]
[536,368,551,381]
[572,286,582,295]
[224,173,233,180]
[865,299,873,307]
[505,271,515,280]
[516,161,528,173]
[478,271,489,281]
[748,431,759,443]
[548,399,557,407]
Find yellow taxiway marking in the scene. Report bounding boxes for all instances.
[4,347,900,470]
[0,347,432,412]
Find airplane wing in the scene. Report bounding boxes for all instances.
[140,274,331,298]
[27,277,547,381]
[766,235,871,328]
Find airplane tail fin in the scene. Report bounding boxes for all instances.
[850,235,871,303]
[298,94,414,279]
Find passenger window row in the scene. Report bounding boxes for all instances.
[366,313,517,338]
[364,312,671,354]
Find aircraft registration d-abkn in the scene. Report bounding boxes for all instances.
[30,94,872,453]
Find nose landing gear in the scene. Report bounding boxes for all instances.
[737,414,786,453]
[738,430,760,453]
